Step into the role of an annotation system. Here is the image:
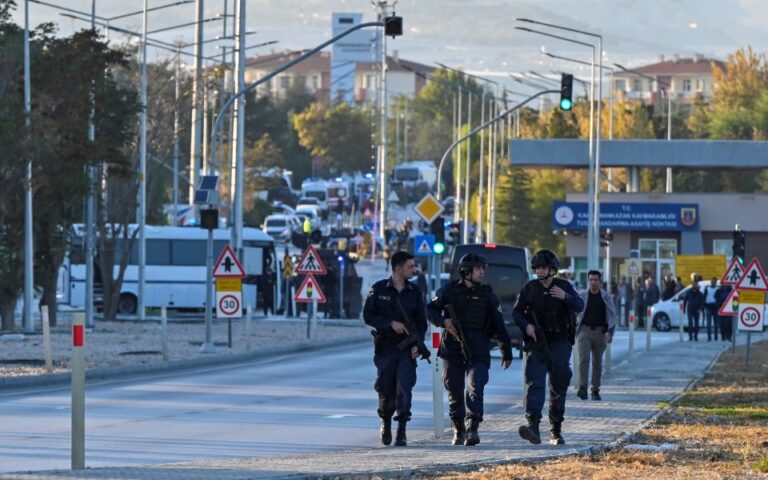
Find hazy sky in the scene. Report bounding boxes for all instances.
[12,0,768,92]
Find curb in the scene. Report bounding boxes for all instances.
[0,335,370,392]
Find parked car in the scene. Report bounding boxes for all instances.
[650,280,768,331]
[262,214,299,242]
[297,196,328,218]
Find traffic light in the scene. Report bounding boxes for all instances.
[560,73,573,111]
[732,226,746,263]
[599,229,613,247]
[430,217,446,255]
[449,221,461,245]
[384,15,403,37]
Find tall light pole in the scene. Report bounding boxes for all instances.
[23,0,33,333]
[614,63,674,193]
[374,1,392,242]
[189,0,205,205]
[229,0,246,260]
[137,0,148,320]
[515,20,603,270]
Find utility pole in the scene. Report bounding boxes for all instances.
[137,0,148,320]
[85,0,96,329]
[373,1,393,240]
[188,0,204,204]
[230,0,246,258]
[23,0,33,333]
[173,43,181,225]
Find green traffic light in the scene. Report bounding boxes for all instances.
[433,242,445,255]
[560,98,573,111]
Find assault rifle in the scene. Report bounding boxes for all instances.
[393,297,431,364]
[444,304,473,364]
[524,309,555,375]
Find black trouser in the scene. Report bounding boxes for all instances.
[718,315,733,341]
[442,356,490,422]
[523,339,572,424]
[374,349,417,421]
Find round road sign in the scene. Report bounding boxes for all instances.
[218,294,240,316]
[739,306,761,328]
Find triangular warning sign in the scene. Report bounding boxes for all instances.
[718,288,739,316]
[294,274,326,303]
[295,245,327,275]
[213,245,246,278]
[721,258,745,286]
[417,239,432,254]
[735,258,768,291]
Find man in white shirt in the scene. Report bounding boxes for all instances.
[702,278,720,341]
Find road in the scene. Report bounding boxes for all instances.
[0,329,679,473]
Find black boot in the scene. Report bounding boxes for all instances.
[591,389,601,401]
[549,422,565,445]
[380,417,392,446]
[451,418,466,446]
[576,386,588,400]
[518,416,541,445]
[394,420,407,447]
[465,418,480,446]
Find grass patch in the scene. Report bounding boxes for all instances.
[419,340,768,480]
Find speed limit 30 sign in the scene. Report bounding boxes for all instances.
[216,277,242,318]
[738,290,764,332]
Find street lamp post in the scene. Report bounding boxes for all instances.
[515,21,603,270]
[23,0,33,334]
[614,63,674,193]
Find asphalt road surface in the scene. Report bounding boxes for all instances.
[0,329,679,473]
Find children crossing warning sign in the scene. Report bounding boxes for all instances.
[294,274,326,303]
[735,258,768,291]
[213,245,246,278]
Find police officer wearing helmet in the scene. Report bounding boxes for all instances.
[512,249,584,446]
[363,251,427,447]
[428,253,513,446]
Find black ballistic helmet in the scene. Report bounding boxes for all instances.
[459,253,488,277]
[531,249,560,272]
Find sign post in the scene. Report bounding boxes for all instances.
[295,245,327,339]
[283,251,293,317]
[211,245,246,352]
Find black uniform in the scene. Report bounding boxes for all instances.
[363,277,427,422]
[428,280,512,424]
[512,277,584,425]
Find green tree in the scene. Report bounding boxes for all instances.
[494,167,534,248]
[292,102,374,173]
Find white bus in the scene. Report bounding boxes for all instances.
[63,225,276,315]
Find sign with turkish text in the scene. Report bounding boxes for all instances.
[552,202,700,232]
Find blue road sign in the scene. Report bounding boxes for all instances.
[414,234,435,257]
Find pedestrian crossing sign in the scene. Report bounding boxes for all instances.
[735,258,768,291]
[414,234,435,257]
[721,257,745,286]
[296,245,327,275]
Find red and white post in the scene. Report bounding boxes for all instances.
[71,311,85,469]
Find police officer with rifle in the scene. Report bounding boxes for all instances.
[363,251,429,447]
[512,250,584,446]
[428,254,512,446]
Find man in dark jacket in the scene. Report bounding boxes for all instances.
[512,250,584,446]
[427,254,512,446]
[714,284,733,341]
[661,274,677,301]
[363,251,428,447]
[683,282,705,341]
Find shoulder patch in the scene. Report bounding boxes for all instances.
[497,304,503,314]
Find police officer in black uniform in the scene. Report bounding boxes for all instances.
[512,250,584,446]
[363,251,428,447]
[428,253,513,446]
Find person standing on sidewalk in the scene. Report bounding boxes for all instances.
[513,250,584,446]
[634,277,646,327]
[363,251,427,447]
[703,278,720,341]
[427,254,513,446]
[683,282,705,341]
[715,284,733,341]
[575,270,616,401]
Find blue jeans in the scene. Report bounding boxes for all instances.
[523,339,572,424]
[705,304,719,340]
[687,310,701,339]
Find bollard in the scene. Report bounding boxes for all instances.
[628,310,635,362]
[430,323,444,439]
[71,311,85,469]
[679,301,685,342]
[245,304,252,352]
[161,306,168,361]
[41,306,53,373]
[646,306,652,352]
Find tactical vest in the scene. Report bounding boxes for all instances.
[529,280,569,336]
[454,284,489,330]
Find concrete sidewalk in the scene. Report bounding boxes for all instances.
[5,334,755,480]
